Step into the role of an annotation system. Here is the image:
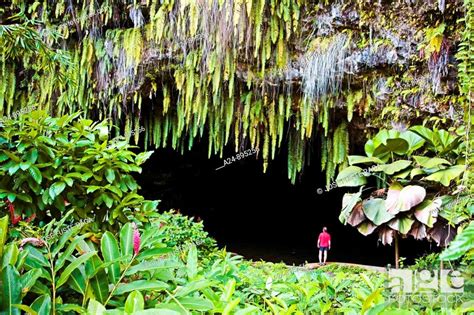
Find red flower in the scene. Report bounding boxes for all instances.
[6,200,21,225]
[132,222,141,256]
[25,213,36,223]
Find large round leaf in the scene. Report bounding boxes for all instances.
[385,182,402,214]
[362,198,395,225]
[348,155,383,165]
[414,199,441,227]
[339,190,362,225]
[399,131,425,154]
[386,185,426,214]
[378,227,396,245]
[409,222,427,240]
[372,160,412,175]
[388,216,415,234]
[357,221,377,236]
[347,203,366,227]
[385,138,409,155]
[424,165,465,187]
[428,220,456,247]
[413,156,451,169]
[336,166,367,187]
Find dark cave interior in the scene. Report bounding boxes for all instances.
[136,138,440,267]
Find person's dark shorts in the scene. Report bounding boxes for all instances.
[319,246,329,252]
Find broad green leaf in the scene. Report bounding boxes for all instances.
[49,182,66,199]
[15,194,32,203]
[414,199,441,227]
[371,160,412,175]
[221,278,236,302]
[86,256,109,304]
[387,216,415,234]
[114,280,169,296]
[102,194,114,208]
[339,189,362,225]
[101,232,121,283]
[69,268,87,296]
[364,140,375,157]
[135,248,173,261]
[174,279,213,298]
[348,155,383,165]
[136,309,180,315]
[410,168,425,179]
[87,300,106,315]
[186,244,198,280]
[335,166,367,187]
[362,199,394,225]
[56,304,86,313]
[361,288,384,314]
[105,169,115,184]
[223,298,240,315]
[125,291,144,313]
[385,138,409,155]
[120,223,134,258]
[235,306,260,315]
[135,151,154,165]
[2,244,19,268]
[410,126,435,146]
[0,215,8,257]
[424,165,465,187]
[30,295,51,315]
[357,221,377,236]
[125,259,180,276]
[413,156,451,169]
[25,148,38,164]
[10,305,37,315]
[177,297,213,311]
[56,251,97,288]
[1,265,21,315]
[24,246,49,268]
[440,221,474,261]
[399,131,425,154]
[20,268,42,295]
[55,234,89,270]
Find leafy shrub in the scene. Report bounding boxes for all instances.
[157,210,217,254]
[412,252,441,270]
[0,111,156,227]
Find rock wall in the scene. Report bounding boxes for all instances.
[0,0,469,184]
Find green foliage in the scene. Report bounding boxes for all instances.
[0,210,470,314]
[157,210,217,254]
[337,125,471,246]
[441,220,474,261]
[0,111,156,227]
[411,252,441,270]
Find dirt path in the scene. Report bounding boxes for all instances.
[304,262,386,272]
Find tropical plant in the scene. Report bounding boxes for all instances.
[157,210,217,254]
[336,125,471,267]
[0,111,156,227]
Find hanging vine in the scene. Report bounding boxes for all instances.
[0,0,468,183]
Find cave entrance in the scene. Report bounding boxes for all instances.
[136,140,437,267]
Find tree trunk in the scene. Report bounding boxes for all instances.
[394,233,399,269]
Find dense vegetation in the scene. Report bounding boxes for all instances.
[0,0,473,314]
[1,0,472,183]
[0,113,471,314]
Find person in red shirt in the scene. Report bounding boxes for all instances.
[317,227,331,266]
